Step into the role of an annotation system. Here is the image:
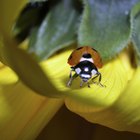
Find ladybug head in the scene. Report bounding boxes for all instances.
[73,61,98,82]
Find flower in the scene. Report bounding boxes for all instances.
[0,1,63,139]
[0,63,63,139]
[1,0,140,139]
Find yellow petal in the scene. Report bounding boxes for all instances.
[70,68,140,133]
[108,67,140,133]
[0,65,63,139]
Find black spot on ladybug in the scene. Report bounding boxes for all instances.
[82,53,91,58]
[76,47,83,50]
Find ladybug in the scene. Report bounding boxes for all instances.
[67,46,103,87]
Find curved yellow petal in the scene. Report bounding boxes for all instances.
[108,67,140,133]
[69,68,140,133]
[0,63,18,85]
[0,65,63,140]
[0,36,61,97]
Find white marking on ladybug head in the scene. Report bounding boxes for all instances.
[91,69,97,76]
[80,74,91,80]
[84,67,89,72]
[75,68,81,74]
[80,57,94,63]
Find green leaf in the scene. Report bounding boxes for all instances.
[28,0,80,61]
[78,0,138,61]
[130,2,140,61]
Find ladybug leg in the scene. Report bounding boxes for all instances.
[67,71,73,87]
[67,71,78,87]
[80,80,91,88]
[69,70,73,78]
[97,72,105,87]
[92,72,105,87]
[98,72,102,82]
[91,74,99,82]
[80,80,84,87]
[87,82,91,88]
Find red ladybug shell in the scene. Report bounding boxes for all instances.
[68,46,103,68]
